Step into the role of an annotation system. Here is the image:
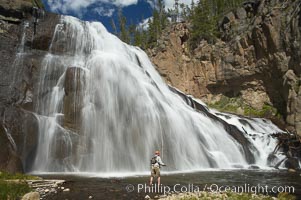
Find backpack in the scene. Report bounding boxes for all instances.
[150,156,157,165]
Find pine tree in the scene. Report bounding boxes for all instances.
[180,3,186,20]
[189,0,218,49]
[117,8,130,43]
[191,0,195,10]
[133,29,142,47]
[187,0,246,50]
[110,18,118,36]
[174,0,179,22]
[145,0,168,48]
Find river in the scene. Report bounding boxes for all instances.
[40,170,301,200]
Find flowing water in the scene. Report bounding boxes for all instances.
[31,15,284,175]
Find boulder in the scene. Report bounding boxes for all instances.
[236,7,247,20]
[2,107,39,172]
[0,124,23,173]
[284,157,300,170]
[63,67,86,132]
[22,192,40,200]
[248,164,260,169]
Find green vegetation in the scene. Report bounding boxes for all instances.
[112,0,245,51]
[0,180,31,200]
[225,192,273,200]
[244,104,280,118]
[112,0,168,49]
[209,96,242,113]
[189,0,244,49]
[146,0,168,48]
[0,171,40,200]
[208,96,281,118]
[277,192,296,200]
[0,171,40,180]
[189,0,218,49]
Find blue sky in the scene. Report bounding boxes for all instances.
[42,0,193,33]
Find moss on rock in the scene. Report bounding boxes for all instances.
[208,96,281,119]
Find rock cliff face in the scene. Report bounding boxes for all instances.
[0,0,59,172]
[149,0,301,135]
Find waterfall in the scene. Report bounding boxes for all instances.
[31,16,282,175]
[9,21,30,102]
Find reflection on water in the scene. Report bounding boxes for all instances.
[42,170,301,200]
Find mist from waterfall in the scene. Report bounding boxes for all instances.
[32,16,282,175]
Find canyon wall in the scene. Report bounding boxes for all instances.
[149,0,301,134]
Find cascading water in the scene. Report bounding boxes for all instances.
[32,16,283,175]
[10,21,30,102]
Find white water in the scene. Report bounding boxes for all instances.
[211,111,284,167]
[31,16,282,175]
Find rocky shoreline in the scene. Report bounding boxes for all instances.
[156,191,296,200]
[7,179,66,200]
[25,179,66,199]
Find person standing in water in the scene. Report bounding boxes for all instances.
[149,150,166,186]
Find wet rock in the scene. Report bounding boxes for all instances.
[231,164,244,168]
[0,127,23,173]
[285,158,300,170]
[248,164,260,169]
[63,67,86,132]
[267,154,279,167]
[288,168,297,173]
[0,109,38,172]
[64,67,85,95]
[0,0,58,173]
[32,13,60,51]
[3,107,39,172]
[0,21,21,112]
